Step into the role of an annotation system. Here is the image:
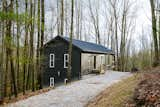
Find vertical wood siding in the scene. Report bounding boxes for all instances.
[42,37,81,87]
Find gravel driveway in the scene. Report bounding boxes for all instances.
[8,71,131,107]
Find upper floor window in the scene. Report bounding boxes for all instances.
[64,54,69,68]
[50,53,55,68]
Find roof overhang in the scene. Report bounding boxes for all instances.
[43,35,115,55]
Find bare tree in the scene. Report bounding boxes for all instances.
[23,0,29,94]
[36,0,41,89]
[39,0,45,89]
[88,0,101,44]
[150,0,159,65]
[16,0,20,92]
[75,0,83,40]
[68,0,74,81]
[108,0,119,70]
[64,0,70,36]
[57,0,60,35]
[60,0,64,35]
[0,0,5,101]
[6,0,17,97]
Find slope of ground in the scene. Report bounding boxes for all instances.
[86,74,141,107]
[126,72,160,107]
[6,71,131,107]
[86,67,160,107]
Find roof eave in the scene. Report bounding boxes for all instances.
[82,50,115,55]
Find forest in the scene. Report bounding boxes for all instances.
[0,0,160,105]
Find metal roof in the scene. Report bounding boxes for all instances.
[45,36,114,55]
[62,36,114,55]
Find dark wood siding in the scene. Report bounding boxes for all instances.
[71,47,81,79]
[42,37,81,87]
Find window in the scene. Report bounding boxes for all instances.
[50,77,54,87]
[64,54,69,68]
[50,54,55,68]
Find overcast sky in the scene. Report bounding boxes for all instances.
[45,0,152,52]
[134,0,151,43]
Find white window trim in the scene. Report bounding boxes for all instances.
[50,77,54,87]
[64,54,69,68]
[50,53,55,68]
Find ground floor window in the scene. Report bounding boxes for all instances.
[50,77,54,87]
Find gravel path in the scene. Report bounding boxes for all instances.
[8,71,132,107]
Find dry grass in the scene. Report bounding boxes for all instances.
[86,73,141,107]
[1,87,52,105]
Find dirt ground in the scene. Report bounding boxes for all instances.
[86,74,140,107]
[127,72,160,106]
[86,66,160,107]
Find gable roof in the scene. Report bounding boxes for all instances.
[45,36,114,55]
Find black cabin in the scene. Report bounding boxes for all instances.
[41,35,114,87]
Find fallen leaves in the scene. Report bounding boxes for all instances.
[127,72,160,107]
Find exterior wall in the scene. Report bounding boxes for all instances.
[81,53,113,75]
[81,54,94,75]
[105,55,113,67]
[42,37,81,87]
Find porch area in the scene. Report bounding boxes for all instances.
[81,53,115,75]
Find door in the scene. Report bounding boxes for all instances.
[94,56,96,69]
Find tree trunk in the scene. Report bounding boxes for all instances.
[16,0,20,92]
[150,0,159,65]
[57,0,60,35]
[68,0,74,81]
[23,0,28,94]
[6,0,18,97]
[38,0,45,89]
[88,0,101,44]
[159,15,160,58]
[36,0,40,90]
[60,0,64,36]
[26,0,34,91]
[27,0,35,92]
[75,1,81,39]
[114,10,119,71]
[0,1,5,100]
[31,0,36,92]
[120,3,126,72]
